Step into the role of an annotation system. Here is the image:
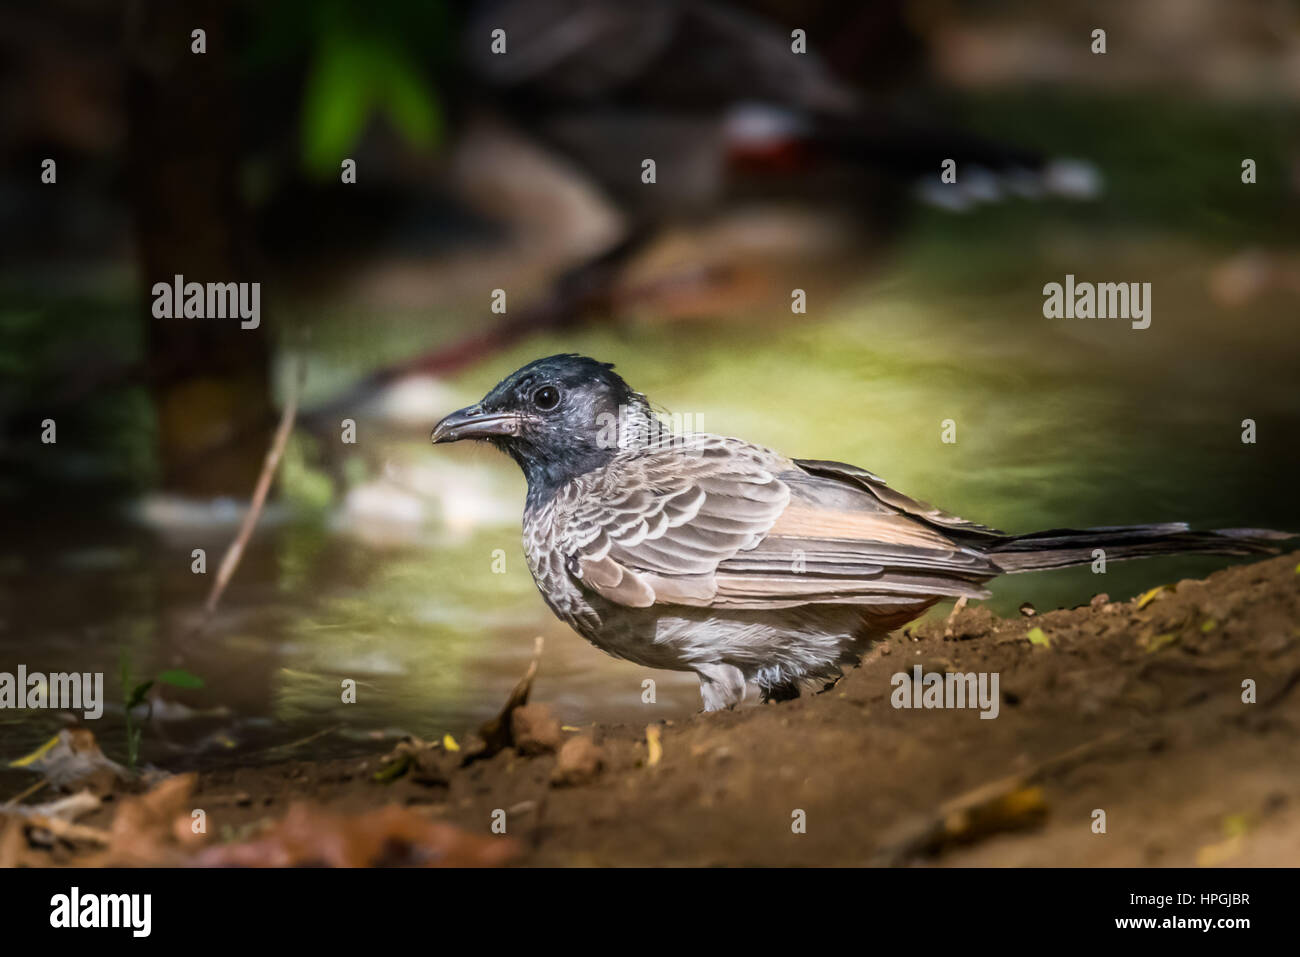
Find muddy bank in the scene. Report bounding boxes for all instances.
[7,553,1300,866]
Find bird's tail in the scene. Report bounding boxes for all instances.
[986,523,1294,573]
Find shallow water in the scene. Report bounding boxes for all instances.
[3,94,1298,785]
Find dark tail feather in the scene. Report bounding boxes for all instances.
[987,524,1294,573]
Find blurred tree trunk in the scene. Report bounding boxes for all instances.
[126,0,271,497]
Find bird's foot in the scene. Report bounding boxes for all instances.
[696,663,747,712]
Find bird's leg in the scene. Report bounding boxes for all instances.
[944,596,970,638]
[696,663,747,712]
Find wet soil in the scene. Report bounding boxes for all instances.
[17,552,1300,866]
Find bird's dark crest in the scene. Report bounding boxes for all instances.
[483,354,627,404]
[475,354,651,500]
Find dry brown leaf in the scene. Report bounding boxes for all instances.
[194,803,517,867]
[472,636,544,762]
[8,729,128,794]
[645,725,663,767]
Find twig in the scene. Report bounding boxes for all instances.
[259,724,342,757]
[938,728,1129,817]
[875,728,1132,865]
[200,357,305,620]
[2,778,48,809]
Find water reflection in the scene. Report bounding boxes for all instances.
[3,229,1297,789]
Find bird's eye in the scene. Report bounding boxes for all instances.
[532,386,560,411]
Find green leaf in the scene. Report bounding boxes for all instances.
[126,679,154,710]
[299,29,442,178]
[156,669,205,690]
[377,50,441,149]
[373,754,412,783]
[301,33,375,176]
[1026,627,1051,648]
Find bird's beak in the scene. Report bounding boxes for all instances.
[431,405,524,444]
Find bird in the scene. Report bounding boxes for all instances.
[432,354,1292,711]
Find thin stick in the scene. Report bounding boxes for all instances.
[2,778,48,809]
[874,728,1133,865]
[938,728,1129,816]
[201,358,305,619]
[260,724,341,756]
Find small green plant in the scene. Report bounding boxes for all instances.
[119,652,206,771]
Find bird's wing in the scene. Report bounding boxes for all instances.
[558,439,1000,611]
[792,458,1006,539]
[559,437,791,608]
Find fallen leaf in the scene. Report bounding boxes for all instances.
[645,725,663,767]
[92,773,201,866]
[941,786,1048,844]
[8,790,100,822]
[0,818,26,867]
[1196,834,1243,867]
[194,803,516,867]
[883,785,1049,863]
[1026,627,1051,648]
[8,812,109,851]
[374,736,455,786]
[373,752,412,783]
[1141,632,1178,654]
[8,729,129,793]
[470,636,543,762]
[1136,585,1171,610]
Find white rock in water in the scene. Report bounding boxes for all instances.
[129,493,287,535]
[366,375,469,427]
[1044,158,1104,200]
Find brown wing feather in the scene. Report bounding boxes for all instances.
[558,440,1003,613]
[564,437,791,606]
[792,458,1006,538]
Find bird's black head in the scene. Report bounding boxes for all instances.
[432,355,653,498]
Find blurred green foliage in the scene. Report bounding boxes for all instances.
[243,0,452,177]
[300,31,442,175]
